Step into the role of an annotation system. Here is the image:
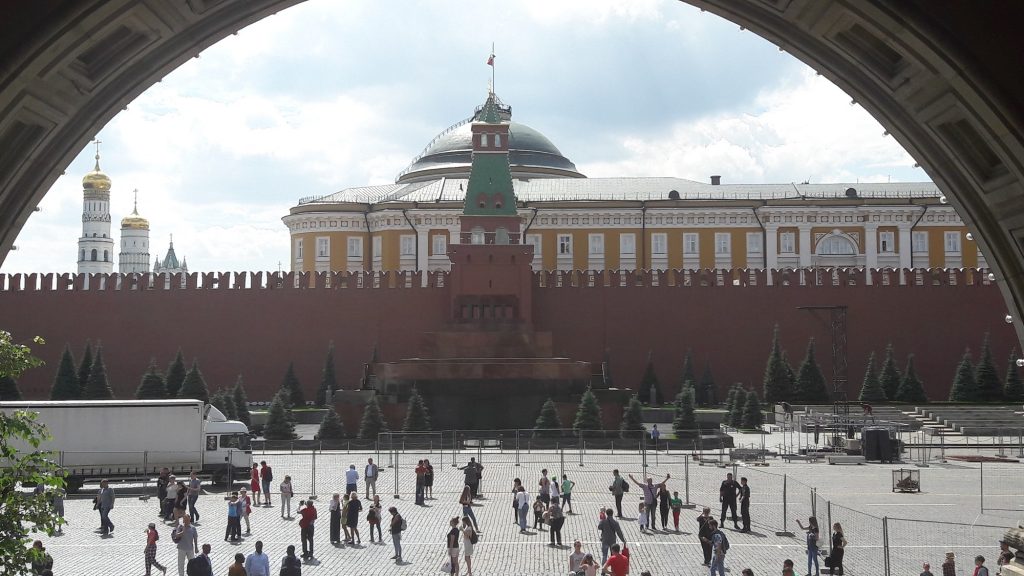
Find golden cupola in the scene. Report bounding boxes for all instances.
[82,150,111,192]
[120,190,149,230]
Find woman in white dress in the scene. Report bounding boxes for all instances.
[461,515,476,576]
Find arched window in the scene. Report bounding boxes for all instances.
[817,235,857,255]
[495,227,510,245]
[80,249,85,261]
[90,249,97,261]
[103,250,109,262]
[471,227,485,245]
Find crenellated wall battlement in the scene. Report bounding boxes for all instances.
[0,267,993,292]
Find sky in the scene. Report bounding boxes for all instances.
[1,0,928,274]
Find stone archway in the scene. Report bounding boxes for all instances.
[1,1,1023,337]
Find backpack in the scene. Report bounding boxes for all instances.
[185,555,207,576]
[622,479,630,493]
[400,517,408,531]
[717,530,730,552]
[469,528,479,544]
[264,466,273,482]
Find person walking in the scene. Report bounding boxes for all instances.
[280,475,294,519]
[280,545,302,576]
[609,470,628,518]
[459,458,482,499]
[719,473,741,530]
[703,518,729,576]
[172,481,188,524]
[561,475,576,514]
[224,492,241,543]
[657,484,670,530]
[97,479,115,536]
[445,517,461,576]
[460,485,481,532]
[187,472,201,523]
[389,506,405,563]
[244,540,271,576]
[227,553,246,576]
[461,516,477,576]
[796,516,821,576]
[298,500,317,559]
[250,463,261,503]
[738,477,751,533]
[346,492,363,545]
[538,469,551,509]
[516,486,530,533]
[171,514,198,576]
[424,459,435,500]
[163,475,177,522]
[340,489,351,544]
[259,461,273,506]
[670,491,683,532]
[650,424,661,448]
[825,522,845,575]
[328,493,342,545]
[345,464,359,497]
[367,494,383,543]
[365,458,379,499]
[697,507,714,566]
[597,507,626,563]
[144,523,167,575]
[415,460,427,506]
[548,498,565,546]
[239,488,253,535]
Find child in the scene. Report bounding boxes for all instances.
[533,495,546,530]
[637,500,648,532]
[670,490,683,531]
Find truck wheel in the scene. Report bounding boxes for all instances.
[64,477,84,494]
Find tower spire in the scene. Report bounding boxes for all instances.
[132,188,138,214]
[486,43,496,96]
[93,139,102,171]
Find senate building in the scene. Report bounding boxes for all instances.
[283,93,981,280]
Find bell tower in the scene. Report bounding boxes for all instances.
[77,140,114,274]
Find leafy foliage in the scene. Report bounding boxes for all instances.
[949,348,977,401]
[620,394,645,439]
[76,341,92,396]
[165,349,187,399]
[672,387,697,434]
[572,387,603,436]
[741,390,764,430]
[533,397,563,437]
[135,358,167,399]
[402,387,432,432]
[232,376,252,427]
[895,354,928,403]
[0,375,20,400]
[81,346,113,399]
[316,343,337,408]
[317,406,346,440]
[178,359,210,403]
[357,394,389,439]
[857,352,886,402]
[49,345,79,400]
[280,361,305,408]
[975,334,1003,401]
[263,391,298,440]
[637,351,663,405]
[762,325,793,403]
[795,339,829,403]
[1004,349,1024,402]
[879,343,902,401]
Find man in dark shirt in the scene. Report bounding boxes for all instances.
[697,507,714,566]
[738,477,751,532]
[458,458,483,499]
[719,473,740,530]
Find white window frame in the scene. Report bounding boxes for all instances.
[912,231,928,253]
[526,234,542,255]
[480,133,489,148]
[879,231,895,254]
[494,134,501,148]
[944,231,961,254]
[714,233,731,255]
[558,234,572,255]
[431,234,447,256]
[818,235,857,255]
[294,239,303,261]
[347,236,363,258]
[651,233,667,256]
[620,234,636,256]
[746,232,763,254]
[588,233,605,256]
[471,227,485,245]
[780,232,795,254]
[316,236,329,259]
[372,236,382,261]
[400,234,415,257]
[683,233,699,255]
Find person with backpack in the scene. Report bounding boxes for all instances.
[389,506,405,564]
[702,518,729,576]
[608,470,629,518]
[280,545,302,576]
[461,515,478,576]
[259,461,273,506]
[172,514,198,576]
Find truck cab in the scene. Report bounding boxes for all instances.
[202,404,252,481]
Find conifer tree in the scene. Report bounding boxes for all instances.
[0,375,21,400]
[637,351,663,405]
[402,387,432,432]
[178,359,210,402]
[895,354,928,403]
[857,352,886,402]
[165,349,187,399]
[316,343,337,408]
[949,348,977,401]
[50,345,80,400]
[699,360,717,407]
[358,394,389,439]
[212,387,237,420]
[572,387,604,436]
[1004,349,1024,402]
[620,395,645,439]
[795,339,829,403]
[135,358,167,399]
[879,343,902,401]
[232,376,252,427]
[317,406,346,440]
[763,325,792,403]
[534,398,563,437]
[82,346,113,399]
[77,341,93,394]
[723,384,738,417]
[782,352,796,397]
[741,390,764,430]
[679,348,696,402]
[729,388,746,427]
[279,362,305,408]
[208,389,228,417]
[975,334,1003,401]
[672,388,697,435]
[263,391,297,440]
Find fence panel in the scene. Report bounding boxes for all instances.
[885,517,1012,576]
[979,461,1024,516]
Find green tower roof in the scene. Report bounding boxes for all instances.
[463,92,517,216]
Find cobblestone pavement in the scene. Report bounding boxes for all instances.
[33,445,1021,576]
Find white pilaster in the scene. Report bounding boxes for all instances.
[765,225,778,285]
[417,228,429,286]
[864,224,878,285]
[798,226,812,267]
[898,226,912,269]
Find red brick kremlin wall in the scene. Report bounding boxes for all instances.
[0,268,1015,405]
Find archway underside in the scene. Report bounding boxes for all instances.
[1,0,1023,339]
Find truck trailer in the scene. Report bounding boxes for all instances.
[0,399,252,491]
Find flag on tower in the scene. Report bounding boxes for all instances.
[487,53,495,66]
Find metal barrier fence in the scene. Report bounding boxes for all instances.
[884,517,1011,576]
[979,461,1024,515]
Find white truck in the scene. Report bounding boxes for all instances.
[0,399,252,492]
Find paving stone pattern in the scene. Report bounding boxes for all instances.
[34,449,1019,575]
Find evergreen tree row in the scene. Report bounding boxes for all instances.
[762,326,830,404]
[948,334,1024,402]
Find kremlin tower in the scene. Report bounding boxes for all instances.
[77,140,114,274]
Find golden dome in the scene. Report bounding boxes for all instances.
[82,169,111,191]
[121,211,149,230]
